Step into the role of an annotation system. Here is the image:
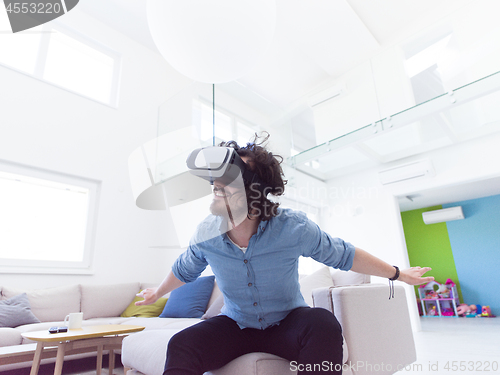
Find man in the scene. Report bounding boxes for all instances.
[137,133,433,375]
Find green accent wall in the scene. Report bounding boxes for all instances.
[401,205,463,302]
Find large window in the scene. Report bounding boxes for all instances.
[0,162,100,274]
[0,16,120,106]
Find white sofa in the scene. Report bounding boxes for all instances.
[121,269,417,375]
[0,281,204,372]
[0,269,416,375]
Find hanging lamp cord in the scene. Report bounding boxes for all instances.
[212,84,215,146]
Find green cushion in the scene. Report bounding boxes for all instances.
[121,292,168,318]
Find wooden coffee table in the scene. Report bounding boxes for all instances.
[21,324,145,375]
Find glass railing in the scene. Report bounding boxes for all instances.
[287,69,500,181]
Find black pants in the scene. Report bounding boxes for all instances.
[164,307,343,375]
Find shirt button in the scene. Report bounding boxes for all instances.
[259,318,263,322]
[244,259,248,264]
[248,283,253,287]
[253,302,258,306]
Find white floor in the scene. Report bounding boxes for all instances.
[395,317,500,375]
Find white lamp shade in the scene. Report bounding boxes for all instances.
[146,0,276,83]
[135,172,212,210]
[128,129,213,210]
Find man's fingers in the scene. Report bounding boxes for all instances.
[401,267,434,285]
[414,276,434,285]
[418,276,434,283]
[413,266,432,275]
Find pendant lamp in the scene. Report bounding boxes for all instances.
[146,0,276,83]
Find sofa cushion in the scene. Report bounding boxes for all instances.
[121,293,168,318]
[0,328,23,346]
[0,293,40,328]
[330,269,370,286]
[124,317,201,331]
[1,285,80,322]
[81,282,140,319]
[122,329,180,375]
[207,352,296,375]
[299,266,334,306]
[206,281,222,309]
[160,276,215,318]
[201,293,224,320]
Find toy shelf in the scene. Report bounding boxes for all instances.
[419,281,460,318]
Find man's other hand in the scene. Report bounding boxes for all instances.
[135,288,158,306]
[399,266,434,285]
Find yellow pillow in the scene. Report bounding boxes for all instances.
[121,293,168,318]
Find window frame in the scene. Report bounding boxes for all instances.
[0,160,100,275]
[0,21,122,107]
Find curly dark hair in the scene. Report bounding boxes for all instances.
[219,132,286,221]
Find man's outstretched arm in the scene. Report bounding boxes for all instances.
[350,247,434,285]
[135,271,185,306]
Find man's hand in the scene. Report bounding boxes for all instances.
[399,266,434,285]
[135,288,159,306]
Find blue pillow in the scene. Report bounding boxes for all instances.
[160,276,215,318]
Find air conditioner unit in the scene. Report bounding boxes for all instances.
[422,206,464,224]
[378,159,435,185]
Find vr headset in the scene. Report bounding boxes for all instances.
[186,147,270,193]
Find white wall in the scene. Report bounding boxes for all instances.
[0,9,191,289]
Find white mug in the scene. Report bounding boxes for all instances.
[64,312,83,329]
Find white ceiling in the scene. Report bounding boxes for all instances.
[77,0,476,109]
[75,0,500,211]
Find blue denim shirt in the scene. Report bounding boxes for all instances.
[172,208,355,330]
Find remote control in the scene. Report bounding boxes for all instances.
[48,327,68,333]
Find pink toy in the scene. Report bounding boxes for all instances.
[419,280,460,317]
[468,305,478,317]
[428,306,438,316]
[456,304,470,316]
[425,290,439,299]
[481,306,496,317]
[445,278,456,287]
[437,286,450,298]
[442,308,455,316]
